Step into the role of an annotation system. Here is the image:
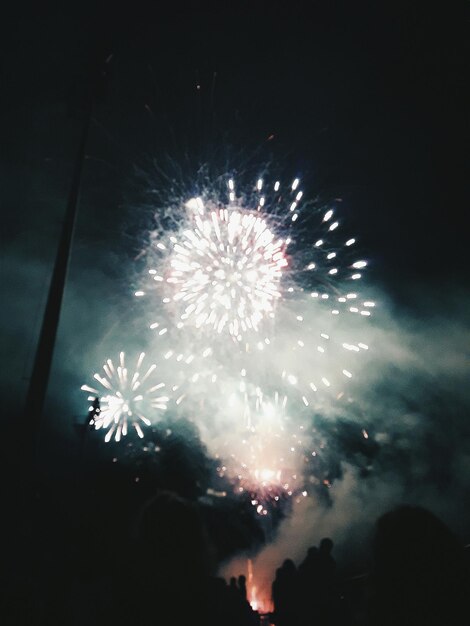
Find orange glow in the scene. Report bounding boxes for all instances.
[247,559,274,614]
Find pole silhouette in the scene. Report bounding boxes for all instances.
[22,53,111,481]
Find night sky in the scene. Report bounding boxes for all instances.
[2,0,470,606]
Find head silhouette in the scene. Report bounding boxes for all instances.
[307,546,319,557]
[370,504,468,626]
[319,537,333,554]
[129,489,215,624]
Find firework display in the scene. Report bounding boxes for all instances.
[138,176,372,348]
[214,383,308,514]
[81,351,170,442]
[83,174,373,507]
[158,202,286,339]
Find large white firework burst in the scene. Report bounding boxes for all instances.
[81,351,169,442]
[136,178,292,341]
[137,174,374,398]
[138,200,287,341]
[168,201,286,337]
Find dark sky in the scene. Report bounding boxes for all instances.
[3,1,469,301]
[2,0,470,591]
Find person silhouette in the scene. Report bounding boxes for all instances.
[86,396,100,428]
[238,573,248,601]
[272,558,299,626]
[114,489,216,626]
[366,504,469,626]
[297,546,320,625]
[218,573,258,626]
[229,575,239,595]
[317,537,337,586]
[316,537,342,625]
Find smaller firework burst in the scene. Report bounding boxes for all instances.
[81,351,169,442]
[195,375,309,512]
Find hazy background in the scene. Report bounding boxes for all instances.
[2,0,469,604]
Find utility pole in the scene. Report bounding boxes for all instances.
[21,54,112,485]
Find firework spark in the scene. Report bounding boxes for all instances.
[141,200,287,341]
[190,371,311,512]
[130,174,375,496]
[81,351,169,442]
[138,176,372,354]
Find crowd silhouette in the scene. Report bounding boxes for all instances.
[6,490,469,626]
[269,505,469,626]
[271,537,348,626]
